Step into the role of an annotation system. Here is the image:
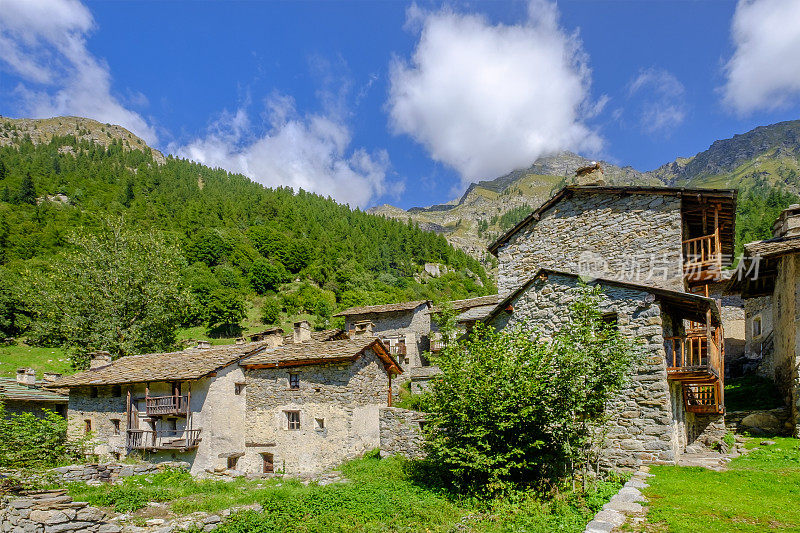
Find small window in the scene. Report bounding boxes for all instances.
[235,383,245,395]
[315,418,325,430]
[262,453,274,474]
[753,316,762,337]
[289,373,300,390]
[286,410,300,430]
[111,385,122,398]
[90,387,98,398]
[84,419,92,435]
[111,419,121,435]
[227,456,238,470]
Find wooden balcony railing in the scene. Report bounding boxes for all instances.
[145,395,189,416]
[683,233,722,282]
[665,328,722,379]
[683,383,722,414]
[430,339,445,353]
[127,429,201,450]
[388,344,407,357]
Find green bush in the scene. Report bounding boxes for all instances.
[97,485,149,512]
[261,297,281,325]
[0,403,81,468]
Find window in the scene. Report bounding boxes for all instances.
[315,418,325,430]
[235,383,245,395]
[111,419,121,436]
[84,419,92,435]
[90,387,98,398]
[753,315,762,337]
[111,385,122,398]
[289,373,300,390]
[286,410,300,430]
[227,456,238,470]
[261,453,274,474]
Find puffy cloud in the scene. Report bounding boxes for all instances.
[722,0,800,114]
[627,68,686,136]
[0,0,156,144]
[388,0,602,184]
[175,95,400,208]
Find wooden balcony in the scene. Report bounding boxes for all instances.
[145,394,189,417]
[388,344,407,357]
[683,233,722,284]
[126,429,201,451]
[430,339,445,353]
[665,329,722,380]
[683,383,722,414]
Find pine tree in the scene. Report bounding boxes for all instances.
[16,172,36,205]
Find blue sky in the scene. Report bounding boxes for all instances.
[2,0,800,209]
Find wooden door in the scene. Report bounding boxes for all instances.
[262,453,274,474]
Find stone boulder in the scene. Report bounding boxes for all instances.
[741,412,781,434]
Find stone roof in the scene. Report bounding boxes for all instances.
[430,294,500,313]
[744,235,800,258]
[48,342,270,388]
[455,305,497,323]
[488,185,738,255]
[334,300,430,317]
[0,378,67,403]
[240,337,402,373]
[484,268,722,325]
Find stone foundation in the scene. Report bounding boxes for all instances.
[48,462,188,485]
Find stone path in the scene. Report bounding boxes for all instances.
[584,467,651,533]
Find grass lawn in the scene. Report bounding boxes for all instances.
[638,437,800,532]
[0,344,71,377]
[64,454,623,533]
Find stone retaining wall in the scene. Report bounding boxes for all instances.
[725,407,792,435]
[379,407,426,459]
[0,490,117,533]
[49,462,189,485]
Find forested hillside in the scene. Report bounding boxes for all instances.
[0,117,492,366]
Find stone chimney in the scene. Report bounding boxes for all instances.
[772,204,800,238]
[16,368,36,386]
[89,351,112,370]
[293,321,312,344]
[197,340,212,349]
[351,320,374,338]
[263,330,284,348]
[573,162,605,186]
[43,372,62,383]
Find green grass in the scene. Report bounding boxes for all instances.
[640,438,800,532]
[65,455,623,532]
[0,344,71,377]
[724,375,784,412]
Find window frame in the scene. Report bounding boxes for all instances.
[234,383,245,395]
[753,315,762,338]
[288,373,300,390]
[286,410,300,430]
[111,418,121,436]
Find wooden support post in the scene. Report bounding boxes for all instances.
[187,383,192,431]
[387,373,392,407]
[125,389,131,449]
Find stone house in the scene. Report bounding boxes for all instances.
[737,204,800,436]
[482,183,739,467]
[0,369,67,418]
[48,324,403,475]
[334,300,432,369]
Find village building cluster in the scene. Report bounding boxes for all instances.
[10,164,798,475]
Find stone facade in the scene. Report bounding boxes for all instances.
[342,305,431,370]
[65,364,245,475]
[241,347,392,474]
[772,254,800,436]
[378,407,426,459]
[495,192,684,296]
[488,273,723,469]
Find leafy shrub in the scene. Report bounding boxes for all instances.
[0,403,82,469]
[261,297,281,325]
[97,485,148,512]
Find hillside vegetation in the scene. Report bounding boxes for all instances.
[0,116,492,369]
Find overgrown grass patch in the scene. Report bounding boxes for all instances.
[0,343,71,377]
[641,437,800,532]
[724,375,784,412]
[65,456,623,532]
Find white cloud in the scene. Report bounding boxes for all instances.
[627,68,686,136]
[387,0,602,184]
[722,0,800,114]
[175,95,400,208]
[0,0,156,144]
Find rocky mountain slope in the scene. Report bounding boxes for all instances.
[370,119,800,265]
[0,115,165,164]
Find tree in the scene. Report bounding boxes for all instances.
[207,288,246,336]
[25,220,189,368]
[261,296,282,325]
[424,285,640,495]
[249,259,288,294]
[17,172,36,205]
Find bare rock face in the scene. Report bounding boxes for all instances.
[740,412,782,434]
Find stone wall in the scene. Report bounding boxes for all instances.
[0,491,116,533]
[378,407,426,459]
[772,255,800,436]
[344,305,431,370]
[496,192,684,296]
[48,462,188,484]
[487,273,723,469]
[242,348,391,474]
[742,295,774,377]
